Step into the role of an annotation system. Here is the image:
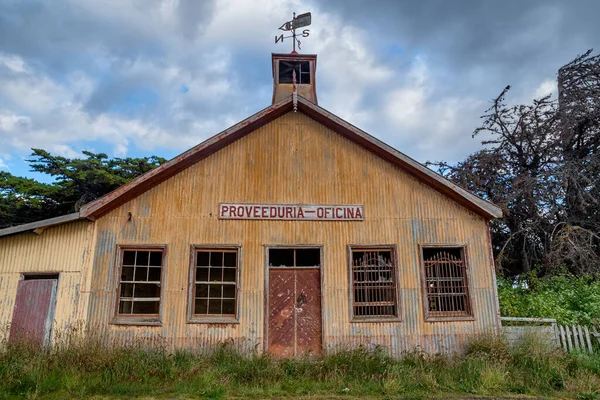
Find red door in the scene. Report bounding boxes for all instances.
[10,277,58,345]
[268,268,322,358]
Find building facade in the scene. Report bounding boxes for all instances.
[0,53,502,357]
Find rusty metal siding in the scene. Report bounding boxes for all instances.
[87,112,500,355]
[9,278,57,344]
[0,221,95,342]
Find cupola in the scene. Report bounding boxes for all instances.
[272,53,317,105]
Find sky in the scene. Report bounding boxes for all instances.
[0,0,599,181]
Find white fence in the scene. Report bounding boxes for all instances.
[501,317,598,353]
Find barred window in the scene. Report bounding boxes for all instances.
[350,247,399,319]
[422,247,472,319]
[191,248,239,320]
[116,248,164,317]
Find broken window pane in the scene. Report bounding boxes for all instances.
[279,60,311,84]
[269,248,294,267]
[296,248,321,267]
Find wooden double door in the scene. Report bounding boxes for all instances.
[267,247,322,358]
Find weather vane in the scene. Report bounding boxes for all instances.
[275,12,311,53]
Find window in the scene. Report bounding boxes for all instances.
[349,246,399,320]
[268,248,321,267]
[421,246,473,320]
[189,247,239,322]
[278,60,311,84]
[114,247,165,324]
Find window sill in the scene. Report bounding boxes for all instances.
[425,315,475,322]
[187,317,240,325]
[351,316,402,323]
[111,317,162,326]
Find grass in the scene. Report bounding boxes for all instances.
[0,333,598,399]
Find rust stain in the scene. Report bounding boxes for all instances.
[10,278,57,345]
[295,269,322,356]
[268,269,295,358]
[268,268,322,358]
[0,112,501,355]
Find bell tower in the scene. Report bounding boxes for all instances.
[272,53,318,105]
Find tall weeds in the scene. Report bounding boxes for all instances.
[0,333,598,399]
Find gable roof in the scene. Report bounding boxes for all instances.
[79,95,502,220]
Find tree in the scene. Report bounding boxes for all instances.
[0,149,166,228]
[431,50,600,277]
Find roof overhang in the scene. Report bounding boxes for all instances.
[69,95,501,220]
[0,212,85,238]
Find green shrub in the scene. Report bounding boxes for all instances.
[498,274,600,326]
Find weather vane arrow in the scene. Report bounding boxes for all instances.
[275,12,311,53]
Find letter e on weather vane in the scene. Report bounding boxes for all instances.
[275,12,311,53]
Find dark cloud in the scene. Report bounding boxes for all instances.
[0,0,599,174]
[319,0,600,97]
[176,0,216,39]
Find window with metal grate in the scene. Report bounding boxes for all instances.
[421,246,473,320]
[350,247,399,320]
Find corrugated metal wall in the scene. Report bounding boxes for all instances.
[86,111,500,355]
[0,221,94,342]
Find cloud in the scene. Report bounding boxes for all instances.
[534,79,558,99]
[0,0,598,179]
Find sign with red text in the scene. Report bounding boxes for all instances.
[219,203,364,221]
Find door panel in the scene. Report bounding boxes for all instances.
[295,269,322,356]
[10,278,58,345]
[268,269,295,358]
[267,268,322,358]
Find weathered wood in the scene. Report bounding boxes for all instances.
[583,326,593,353]
[577,325,584,351]
[559,325,566,350]
[565,325,574,351]
[501,317,558,323]
[572,325,580,350]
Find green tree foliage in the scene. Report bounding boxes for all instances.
[498,275,600,326]
[0,149,166,228]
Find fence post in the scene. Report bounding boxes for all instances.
[565,325,574,351]
[583,326,593,353]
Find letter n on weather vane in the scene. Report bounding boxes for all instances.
[275,12,311,53]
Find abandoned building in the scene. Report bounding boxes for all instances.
[0,51,503,357]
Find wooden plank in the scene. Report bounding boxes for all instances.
[500,317,558,323]
[572,325,581,350]
[583,326,593,353]
[592,332,600,347]
[565,325,574,352]
[559,325,566,351]
[552,323,560,347]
